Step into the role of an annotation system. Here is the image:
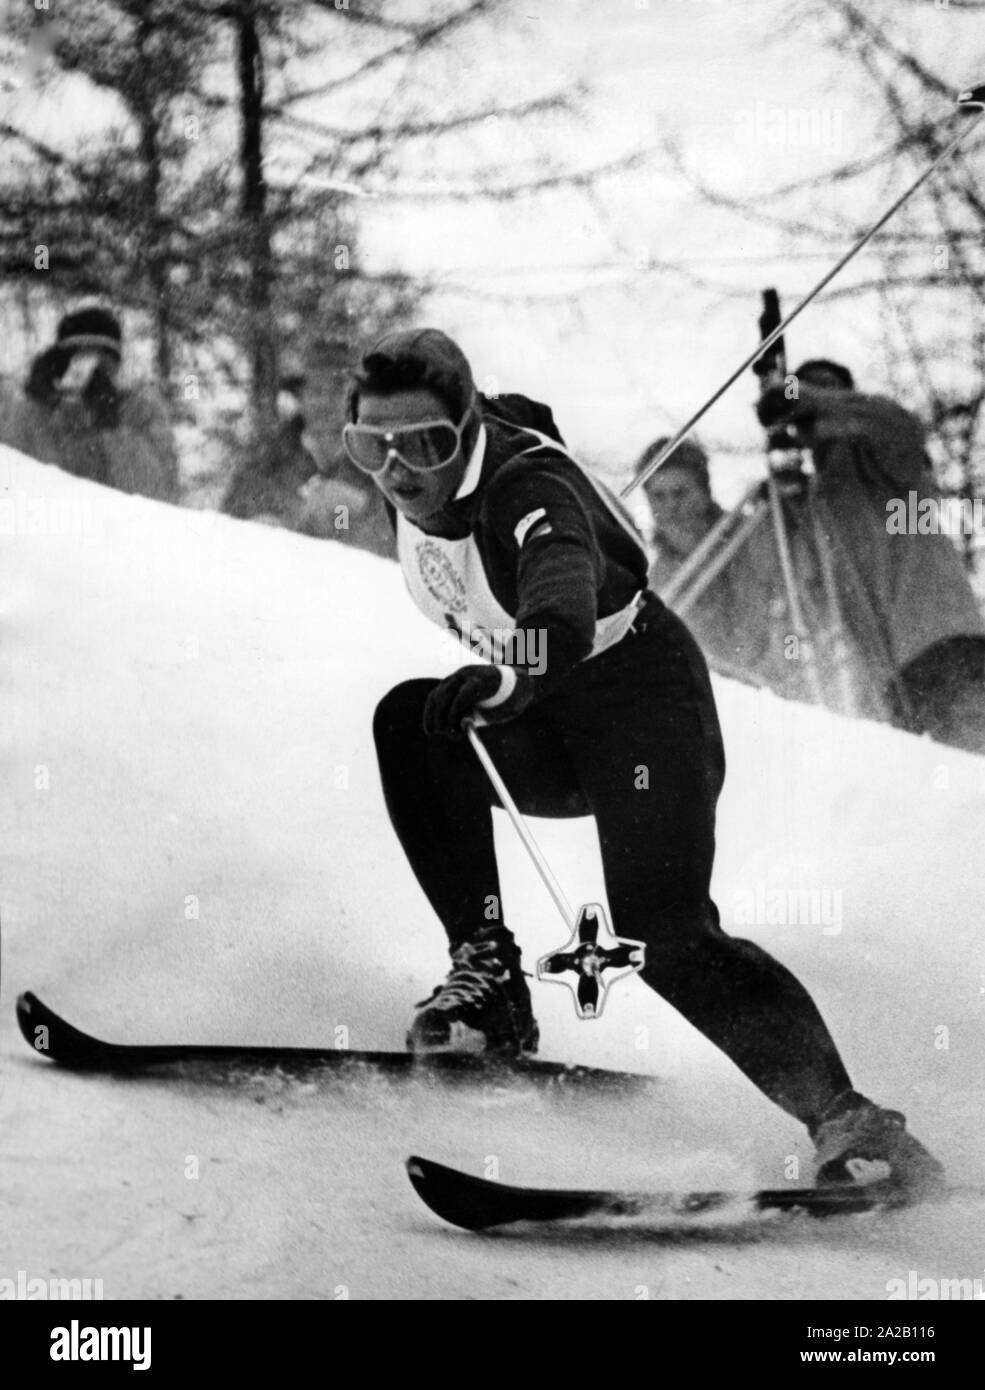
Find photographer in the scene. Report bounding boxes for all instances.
[758,359,985,753]
[0,304,179,503]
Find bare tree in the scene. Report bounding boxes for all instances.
[661,0,985,566]
[1,0,658,477]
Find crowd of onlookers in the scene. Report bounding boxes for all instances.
[0,301,400,558]
[2,301,983,753]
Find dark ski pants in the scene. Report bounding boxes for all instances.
[373,595,852,1130]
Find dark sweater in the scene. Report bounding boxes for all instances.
[393,415,652,697]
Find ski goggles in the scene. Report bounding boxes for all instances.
[342,407,473,475]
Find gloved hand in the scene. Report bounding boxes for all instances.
[757,381,824,435]
[24,345,72,406]
[423,665,535,737]
[756,383,797,430]
[82,361,121,429]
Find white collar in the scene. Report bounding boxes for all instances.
[453,424,487,501]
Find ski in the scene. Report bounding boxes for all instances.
[406,1155,973,1233]
[15,991,643,1087]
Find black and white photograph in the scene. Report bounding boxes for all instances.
[2,0,984,1336]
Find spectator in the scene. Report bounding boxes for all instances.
[0,304,179,502]
[643,436,722,580]
[295,462,394,554]
[222,367,320,529]
[759,359,985,753]
[641,436,782,684]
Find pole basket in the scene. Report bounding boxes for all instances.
[536,903,645,1020]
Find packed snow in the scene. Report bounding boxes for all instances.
[2,445,983,1299]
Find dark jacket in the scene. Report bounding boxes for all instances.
[222,417,319,527]
[759,383,985,677]
[0,379,179,502]
[393,410,652,701]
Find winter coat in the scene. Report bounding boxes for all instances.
[648,502,751,675]
[0,378,179,503]
[760,384,985,677]
[222,417,318,528]
[297,467,397,557]
[647,497,825,698]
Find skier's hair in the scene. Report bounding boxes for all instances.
[348,328,475,424]
[794,359,855,391]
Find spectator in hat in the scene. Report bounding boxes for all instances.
[0,304,179,503]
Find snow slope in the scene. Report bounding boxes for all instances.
[2,445,983,1300]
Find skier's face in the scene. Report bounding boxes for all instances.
[355,388,470,522]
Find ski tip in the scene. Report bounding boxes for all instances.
[406,1154,471,1186]
[406,1154,453,1222]
[16,990,103,1067]
[16,990,47,1051]
[406,1154,453,1195]
[406,1155,498,1232]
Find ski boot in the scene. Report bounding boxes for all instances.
[407,926,539,1057]
[811,1091,945,1196]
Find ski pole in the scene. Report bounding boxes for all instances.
[621,83,985,500]
[463,717,576,931]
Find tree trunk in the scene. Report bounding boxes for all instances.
[236,1,278,453]
[134,8,173,392]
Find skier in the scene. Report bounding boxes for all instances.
[345,326,943,1194]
